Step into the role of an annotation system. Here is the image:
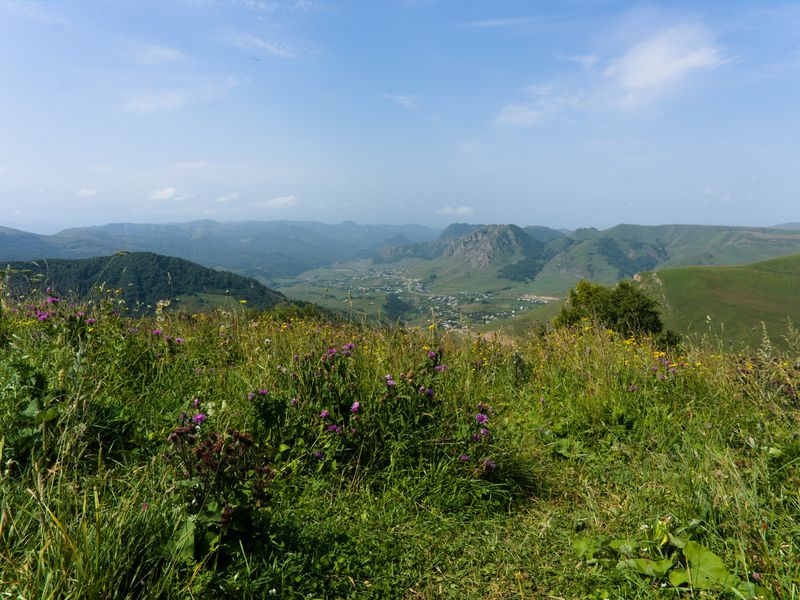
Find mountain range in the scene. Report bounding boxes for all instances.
[3,252,287,313]
[4,220,800,297]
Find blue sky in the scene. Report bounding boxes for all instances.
[1,0,799,233]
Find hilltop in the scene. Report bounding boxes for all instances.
[637,253,800,348]
[3,252,288,313]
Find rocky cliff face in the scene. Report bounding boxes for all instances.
[440,224,540,268]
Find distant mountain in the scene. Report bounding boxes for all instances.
[775,222,800,229]
[637,253,800,348]
[373,222,800,298]
[0,220,442,284]
[531,223,800,294]
[4,252,287,313]
[523,225,568,243]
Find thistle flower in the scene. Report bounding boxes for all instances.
[475,413,489,425]
[320,409,330,418]
[350,401,360,413]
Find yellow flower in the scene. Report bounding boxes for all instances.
[239,299,248,304]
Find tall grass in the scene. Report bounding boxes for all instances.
[1,291,798,598]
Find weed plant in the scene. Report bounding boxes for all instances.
[0,290,798,598]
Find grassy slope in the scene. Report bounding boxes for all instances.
[640,253,800,348]
[2,296,798,598]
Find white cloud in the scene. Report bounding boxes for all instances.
[222,32,298,59]
[437,206,474,216]
[123,91,190,114]
[170,160,212,171]
[495,104,544,126]
[457,17,529,29]
[383,94,421,111]
[122,79,238,114]
[216,192,240,203]
[604,24,725,108]
[77,188,97,198]
[132,44,187,65]
[149,187,179,201]
[568,54,599,70]
[251,195,298,208]
[496,21,725,125]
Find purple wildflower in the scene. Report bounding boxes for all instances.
[385,374,396,388]
[458,454,470,462]
[350,401,360,413]
[428,350,437,360]
[320,409,330,418]
[151,329,162,336]
[313,450,324,460]
[475,413,489,425]
[435,364,448,372]
[259,389,269,395]
[290,398,299,406]
[479,428,490,438]
[47,297,59,304]
[326,424,341,433]
[174,337,185,344]
[192,413,207,424]
[247,392,256,400]
[481,458,497,471]
[37,312,49,321]
[192,398,200,408]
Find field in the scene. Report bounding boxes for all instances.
[1,290,799,598]
[639,254,800,349]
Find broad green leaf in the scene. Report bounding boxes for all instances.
[609,538,638,557]
[619,557,673,578]
[669,541,740,590]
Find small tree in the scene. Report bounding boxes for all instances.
[555,279,663,337]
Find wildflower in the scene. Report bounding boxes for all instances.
[193,413,207,424]
[350,401,360,413]
[290,398,299,406]
[479,428,489,438]
[428,350,437,360]
[435,364,448,372]
[481,458,497,471]
[192,398,201,407]
[247,392,256,400]
[37,312,49,321]
[319,409,330,418]
[151,329,162,335]
[342,343,355,351]
[458,454,470,461]
[475,413,489,425]
[46,297,59,304]
[174,337,185,344]
[313,450,324,460]
[326,424,342,433]
[385,374,396,388]
[259,389,268,395]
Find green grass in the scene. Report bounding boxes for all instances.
[639,253,800,349]
[1,289,799,598]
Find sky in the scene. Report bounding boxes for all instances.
[1,0,799,234]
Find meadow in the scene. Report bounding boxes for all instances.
[1,289,798,599]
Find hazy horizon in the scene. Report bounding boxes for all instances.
[2,1,799,233]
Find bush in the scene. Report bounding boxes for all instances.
[554,279,664,336]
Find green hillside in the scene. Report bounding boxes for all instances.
[3,252,288,313]
[638,253,800,348]
[533,224,800,294]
